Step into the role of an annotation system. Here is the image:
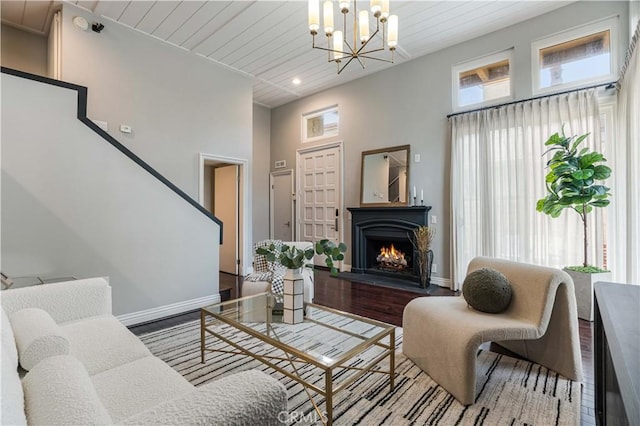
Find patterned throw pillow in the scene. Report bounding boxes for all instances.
[247,240,286,295]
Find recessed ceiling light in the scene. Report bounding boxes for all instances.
[292,78,301,85]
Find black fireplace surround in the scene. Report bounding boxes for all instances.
[348,206,431,283]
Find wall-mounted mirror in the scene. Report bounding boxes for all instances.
[360,145,410,206]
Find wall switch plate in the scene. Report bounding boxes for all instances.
[119,124,132,133]
[414,154,421,162]
[432,264,438,273]
[274,160,286,169]
[431,215,437,224]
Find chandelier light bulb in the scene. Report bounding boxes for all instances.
[333,30,344,60]
[359,10,369,43]
[387,14,398,48]
[370,0,382,17]
[339,1,350,13]
[323,1,334,35]
[381,0,390,20]
[308,0,320,33]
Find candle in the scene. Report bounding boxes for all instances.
[420,189,424,202]
[413,186,416,198]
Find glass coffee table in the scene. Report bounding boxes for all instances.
[201,293,396,425]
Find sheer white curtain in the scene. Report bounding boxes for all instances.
[610,22,640,284]
[450,90,601,290]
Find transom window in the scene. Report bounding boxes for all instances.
[452,49,513,111]
[532,17,618,94]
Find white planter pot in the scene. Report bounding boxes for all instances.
[564,269,612,321]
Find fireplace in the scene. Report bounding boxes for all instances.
[348,206,431,284]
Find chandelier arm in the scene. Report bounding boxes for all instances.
[312,45,350,56]
[357,55,394,64]
[354,27,382,56]
[358,47,386,55]
[337,56,359,74]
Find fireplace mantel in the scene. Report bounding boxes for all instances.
[347,206,432,283]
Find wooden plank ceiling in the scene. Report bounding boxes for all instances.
[1,0,574,108]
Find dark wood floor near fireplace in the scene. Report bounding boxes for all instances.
[129,270,595,426]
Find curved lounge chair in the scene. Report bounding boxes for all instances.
[402,256,583,405]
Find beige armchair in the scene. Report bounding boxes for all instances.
[243,240,314,303]
[402,256,583,405]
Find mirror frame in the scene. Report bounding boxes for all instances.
[360,144,411,207]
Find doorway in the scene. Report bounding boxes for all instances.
[270,170,294,241]
[199,154,249,276]
[296,142,343,268]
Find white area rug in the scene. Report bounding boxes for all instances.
[140,320,579,425]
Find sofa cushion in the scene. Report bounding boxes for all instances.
[22,355,113,425]
[92,356,193,422]
[1,344,27,425]
[1,307,18,368]
[10,308,70,370]
[462,267,513,314]
[62,315,151,375]
[122,370,287,426]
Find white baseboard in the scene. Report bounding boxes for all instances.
[117,293,221,326]
[430,276,452,289]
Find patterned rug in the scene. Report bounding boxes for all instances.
[140,320,579,425]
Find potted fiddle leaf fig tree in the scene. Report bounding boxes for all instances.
[536,127,612,320]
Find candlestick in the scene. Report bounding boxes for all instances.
[413,186,416,198]
[420,189,424,204]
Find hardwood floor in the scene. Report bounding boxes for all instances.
[129,270,595,425]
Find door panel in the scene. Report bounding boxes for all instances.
[215,165,238,275]
[299,146,341,267]
[270,171,293,241]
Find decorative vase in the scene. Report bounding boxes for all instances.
[564,268,612,321]
[416,250,434,288]
[283,268,304,324]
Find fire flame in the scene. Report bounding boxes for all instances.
[379,244,404,260]
[377,244,408,268]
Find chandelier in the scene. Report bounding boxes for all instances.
[308,0,399,74]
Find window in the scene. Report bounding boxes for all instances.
[452,49,513,111]
[532,17,618,94]
[301,105,339,143]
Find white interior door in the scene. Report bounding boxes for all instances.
[214,165,239,275]
[270,171,294,241]
[298,145,342,267]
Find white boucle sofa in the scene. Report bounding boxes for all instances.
[1,278,287,425]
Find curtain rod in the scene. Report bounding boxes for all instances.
[446,81,617,119]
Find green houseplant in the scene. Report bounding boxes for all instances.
[536,127,611,269]
[536,127,612,321]
[256,239,347,276]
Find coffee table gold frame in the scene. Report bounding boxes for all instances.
[201,295,395,426]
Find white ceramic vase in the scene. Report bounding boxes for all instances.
[283,268,305,324]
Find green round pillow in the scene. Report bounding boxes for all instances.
[462,268,512,313]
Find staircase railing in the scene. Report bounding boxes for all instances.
[1,66,223,243]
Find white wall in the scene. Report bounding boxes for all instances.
[252,104,271,242]
[270,1,629,284]
[59,4,253,201]
[0,24,47,76]
[56,3,255,277]
[1,73,220,317]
